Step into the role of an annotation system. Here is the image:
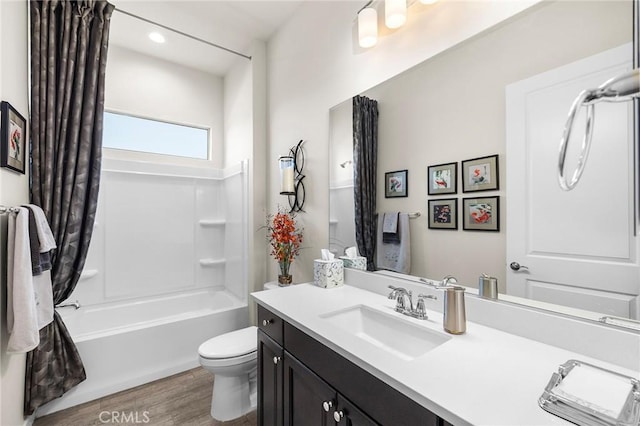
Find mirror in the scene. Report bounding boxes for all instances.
[329,0,639,325]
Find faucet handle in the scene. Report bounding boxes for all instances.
[415,297,427,320]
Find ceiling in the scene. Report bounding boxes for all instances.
[109,1,307,76]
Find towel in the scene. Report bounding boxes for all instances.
[376,213,411,274]
[6,208,40,353]
[382,212,400,244]
[25,204,55,330]
[25,204,56,252]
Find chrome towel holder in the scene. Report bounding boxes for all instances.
[558,68,640,191]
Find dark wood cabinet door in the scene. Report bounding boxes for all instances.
[283,352,335,426]
[258,330,284,426]
[334,395,378,426]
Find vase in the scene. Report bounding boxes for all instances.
[278,274,293,286]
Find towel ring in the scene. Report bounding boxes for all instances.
[558,89,596,191]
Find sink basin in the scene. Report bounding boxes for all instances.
[320,305,451,360]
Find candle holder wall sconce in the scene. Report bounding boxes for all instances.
[281,140,306,213]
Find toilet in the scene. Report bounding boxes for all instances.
[198,282,278,421]
[198,325,258,421]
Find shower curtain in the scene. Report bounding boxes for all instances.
[352,95,379,271]
[25,0,114,415]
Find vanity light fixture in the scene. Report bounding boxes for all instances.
[358,7,378,48]
[385,0,407,29]
[148,31,166,44]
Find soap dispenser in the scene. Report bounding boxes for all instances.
[443,286,466,335]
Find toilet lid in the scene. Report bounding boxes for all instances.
[198,326,257,359]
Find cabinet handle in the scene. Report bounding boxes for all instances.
[262,319,274,326]
[333,410,344,422]
[322,401,333,412]
[273,356,281,365]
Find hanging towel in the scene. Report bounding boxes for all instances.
[6,208,40,353]
[376,213,411,274]
[24,205,55,274]
[25,204,56,252]
[382,212,400,244]
[25,204,55,330]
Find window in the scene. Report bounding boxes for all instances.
[103,111,209,160]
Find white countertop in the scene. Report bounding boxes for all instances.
[252,283,639,426]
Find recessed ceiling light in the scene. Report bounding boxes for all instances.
[148,32,165,44]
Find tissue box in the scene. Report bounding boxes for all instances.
[339,256,367,271]
[313,259,344,288]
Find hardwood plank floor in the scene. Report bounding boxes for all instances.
[33,368,257,426]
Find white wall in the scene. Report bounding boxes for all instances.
[0,1,30,424]
[267,0,540,283]
[105,45,225,168]
[224,41,268,310]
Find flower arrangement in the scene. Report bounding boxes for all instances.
[267,207,303,285]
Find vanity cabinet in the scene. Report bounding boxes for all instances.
[257,304,443,426]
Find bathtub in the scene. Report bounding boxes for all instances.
[37,288,249,416]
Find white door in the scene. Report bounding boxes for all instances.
[506,43,639,319]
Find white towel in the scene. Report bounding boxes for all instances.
[6,207,40,353]
[376,213,411,274]
[25,203,56,252]
[24,204,55,329]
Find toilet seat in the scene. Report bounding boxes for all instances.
[198,326,257,367]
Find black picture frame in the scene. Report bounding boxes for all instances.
[462,196,500,231]
[428,198,458,230]
[462,154,499,193]
[1,101,27,174]
[385,169,408,198]
[428,162,457,195]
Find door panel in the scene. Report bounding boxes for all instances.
[258,331,284,426]
[283,353,334,426]
[506,43,639,318]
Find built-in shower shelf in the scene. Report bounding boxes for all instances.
[80,269,99,280]
[199,258,226,267]
[199,219,226,227]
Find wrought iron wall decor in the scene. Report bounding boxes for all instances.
[286,140,306,212]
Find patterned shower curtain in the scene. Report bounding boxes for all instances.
[352,95,379,271]
[25,0,114,415]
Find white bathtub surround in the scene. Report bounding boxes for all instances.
[37,289,248,416]
[74,157,248,306]
[251,279,639,426]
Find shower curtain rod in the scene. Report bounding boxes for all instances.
[114,8,252,61]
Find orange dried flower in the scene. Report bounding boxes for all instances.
[266,207,303,276]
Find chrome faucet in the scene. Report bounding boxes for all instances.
[441,275,458,287]
[388,286,436,320]
[56,300,81,310]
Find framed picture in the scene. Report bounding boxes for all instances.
[1,101,27,174]
[385,169,408,198]
[428,162,457,195]
[462,154,499,193]
[428,198,457,230]
[463,196,500,231]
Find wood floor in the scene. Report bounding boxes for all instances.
[33,368,257,426]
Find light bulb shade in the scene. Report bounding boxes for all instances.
[279,156,295,195]
[358,7,378,48]
[385,0,407,29]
